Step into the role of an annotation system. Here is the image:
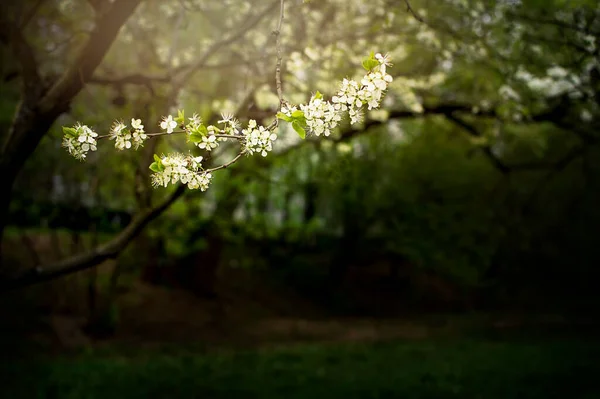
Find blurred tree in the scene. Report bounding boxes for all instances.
[1,0,599,298]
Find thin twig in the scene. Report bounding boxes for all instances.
[205,151,246,173]
[97,131,243,140]
[274,0,285,110]
[404,0,424,23]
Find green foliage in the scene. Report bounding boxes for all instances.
[62,126,78,138]
[278,110,308,139]
[362,51,379,71]
[175,109,185,125]
[149,154,165,173]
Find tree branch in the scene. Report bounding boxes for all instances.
[39,0,143,115]
[274,0,285,108]
[0,12,41,96]
[444,113,510,175]
[0,184,186,291]
[403,0,424,23]
[172,0,280,91]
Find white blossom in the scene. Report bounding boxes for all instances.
[62,123,98,160]
[187,113,202,129]
[300,96,341,137]
[151,153,211,191]
[160,115,178,133]
[218,112,241,135]
[131,118,144,130]
[280,104,298,117]
[243,119,277,156]
[197,133,218,151]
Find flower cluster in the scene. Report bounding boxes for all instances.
[281,52,393,138]
[242,119,277,156]
[332,79,363,123]
[61,51,393,193]
[333,53,392,118]
[62,123,98,160]
[218,112,241,135]
[300,95,342,137]
[110,119,147,150]
[131,119,147,148]
[151,154,212,191]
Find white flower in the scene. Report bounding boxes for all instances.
[160,115,178,133]
[150,153,212,191]
[131,118,144,130]
[280,104,298,117]
[197,133,218,151]
[299,95,341,137]
[110,120,133,150]
[188,172,212,191]
[111,121,127,136]
[132,130,147,149]
[62,123,98,160]
[187,113,202,129]
[375,52,393,73]
[357,71,392,110]
[217,112,241,135]
[115,133,132,150]
[243,120,277,156]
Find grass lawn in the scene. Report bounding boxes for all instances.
[2,336,599,398]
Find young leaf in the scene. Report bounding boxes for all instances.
[153,154,161,162]
[291,110,305,119]
[292,120,306,139]
[62,127,78,137]
[175,109,185,124]
[199,125,208,135]
[149,162,160,173]
[362,58,379,71]
[276,112,292,122]
[189,131,203,143]
[314,91,323,100]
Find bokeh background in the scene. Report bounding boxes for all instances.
[1,0,600,397]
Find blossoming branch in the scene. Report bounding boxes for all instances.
[61,52,393,192]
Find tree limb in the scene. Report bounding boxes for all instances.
[444,113,510,175]
[172,0,280,91]
[0,12,41,97]
[0,184,186,291]
[403,0,424,23]
[39,0,143,115]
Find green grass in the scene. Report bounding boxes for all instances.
[2,337,599,398]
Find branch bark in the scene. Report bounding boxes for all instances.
[0,0,142,274]
[1,185,186,291]
[0,12,41,98]
[39,0,143,115]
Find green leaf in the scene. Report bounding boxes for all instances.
[292,120,306,139]
[276,112,292,122]
[199,125,208,135]
[62,127,78,137]
[314,91,323,100]
[153,154,161,162]
[149,162,160,173]
[362,58,379,71]
[189,131,203,143]
[291,110,305,119]
[175,109,185,124]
